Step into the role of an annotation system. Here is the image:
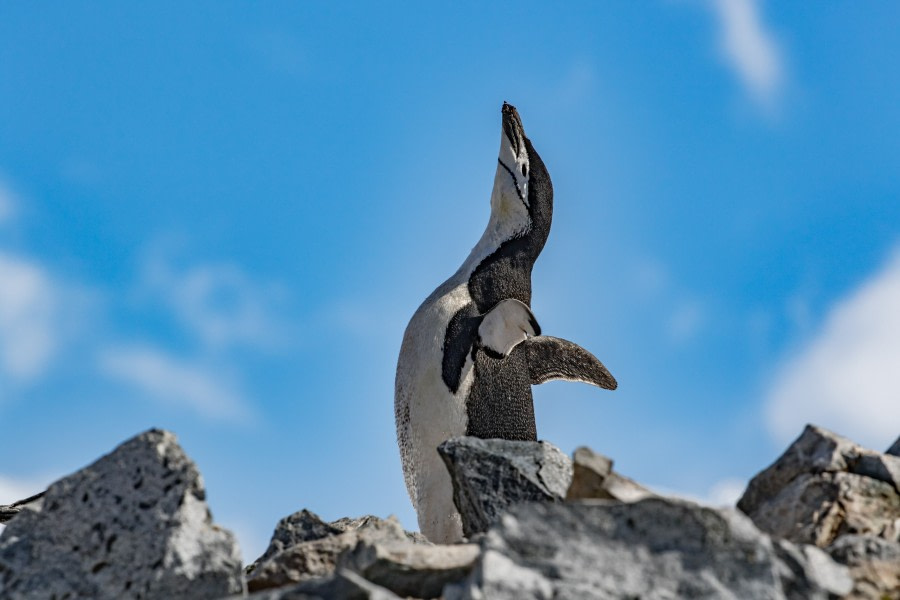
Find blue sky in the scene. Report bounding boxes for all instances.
[2,2,899,559]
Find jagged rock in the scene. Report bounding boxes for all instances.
[565,446,656,502]
[340,538,478,598]
[246,512,424,593]
[244,569,402,599]
[0,429,242,600]
[737,424,900,546]
[437,437,572,538]
[828,535,900,600]
[887,436,900,458]
[445,498,854,600]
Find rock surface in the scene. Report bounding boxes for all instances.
[0,429,242,600]
[446,497,853,600]
[888,436,900,457]
[340,537,478,598]
[437,436,572,538]
[827,534,900,600]
[566,446,656,502]
[244,569,401,599]
[737,424,900,546]
[246,511,425,593]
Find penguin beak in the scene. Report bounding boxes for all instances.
[502,102,526,158]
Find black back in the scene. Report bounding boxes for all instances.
[441,136,553,440]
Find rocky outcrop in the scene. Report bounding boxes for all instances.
[737,424,900,599]
[437,437,572,538]
[888,436,900,457]
[828,534,900,600]
[340,537,478,598]
[566,446,656,502]
[245,512,422,592]
[0,429,242,600]
[737,424,900,546]
[445,498,853,600]
[244,569,402,599]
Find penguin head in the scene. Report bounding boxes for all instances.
[488,103,552,251]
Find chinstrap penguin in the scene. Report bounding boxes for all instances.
[395,102,617,543]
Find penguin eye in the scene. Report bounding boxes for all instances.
[521,164,528,178]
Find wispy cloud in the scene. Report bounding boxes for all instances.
[141,250,288,352]
[667,299,705,344]
[708,0,784,108]
[0,253,64,382]
[98,345,252,422]
[765,247,900,450]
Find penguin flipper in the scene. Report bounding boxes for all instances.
[523,335,617,390]
[478,298,541,358]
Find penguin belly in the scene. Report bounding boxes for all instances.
[395,281,473,543]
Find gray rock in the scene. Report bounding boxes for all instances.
[245,569,401,600]
[340,538,478,598]
[446,498,853,600]
[828,535,900,600]
[566,446,656,502]
[246,512,423,593]
[0,429,242,600]
[886,436,900,457]
[437,437,572,538]
[738,424,900,546]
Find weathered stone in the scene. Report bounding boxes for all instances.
[887,436,900,458]
[245,569,402,600]
[0,429,242,600]
[437,437,572,538]
[445,498,853,600]
[828,534,900,600]
[340,537,478,598]
[246,512,423,592]
[566,446,656,502]
[738,425,900,546]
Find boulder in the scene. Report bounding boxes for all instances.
[437,437,572,538]
[565,446,656,502]
[0,429,242,600]
[827,535,900,600]
[737,425,900,547]
[887,436,900,458]
[445,498,853,600]
[244,569,402,599]
[246,512,424,592]
[340,537,478,598]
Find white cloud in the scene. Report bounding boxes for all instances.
[0,253,62,381]
[142,252,287,351]
[651,477,746,507]
[709,0,784,107]
[765,249,900,450]
[98,345,251,422]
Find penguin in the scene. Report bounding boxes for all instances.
[394,102,617,543]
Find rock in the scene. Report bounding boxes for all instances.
[887,436,900,457]
[437,437,572,538]
[0,492,45,525]
[245,569,402,600]
[828,535,900,600]
[340,538,478,598]
[246,512,424,593]
[566,446,656,502]
[0,429,242,600]
[737,424,900,546]
[445,497,854,600]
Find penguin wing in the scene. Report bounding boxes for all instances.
[523,335,617,390]
[477,298,541,359]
